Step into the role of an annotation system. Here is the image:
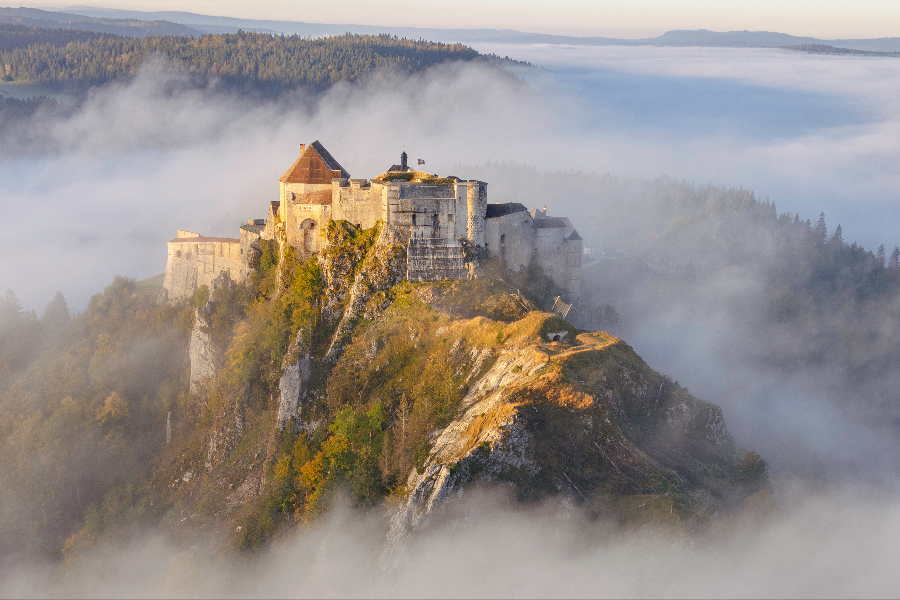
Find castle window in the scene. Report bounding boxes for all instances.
[412,213,416,226]
[500,234,506,244]
[309,222,315,230]
[176,250,182,258]
[186,252,192,260]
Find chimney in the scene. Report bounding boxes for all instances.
[299,143,306,153]
[401,150,408,170]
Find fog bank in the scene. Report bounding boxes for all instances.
[3,485,898,598]
[3,45,899,311]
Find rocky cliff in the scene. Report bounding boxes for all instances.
[76,222,765,558]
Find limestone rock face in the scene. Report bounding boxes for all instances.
[278,331,312,431]
[388,346,548,542]
[324,240,407,363]
[384,329,756,560]
[189,307,215,392]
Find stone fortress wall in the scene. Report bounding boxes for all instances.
[162,141,582,301]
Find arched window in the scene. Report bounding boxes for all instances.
[500,234,506,243]
[176,250,182,258]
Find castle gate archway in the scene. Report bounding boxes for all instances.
[299,218,319,252]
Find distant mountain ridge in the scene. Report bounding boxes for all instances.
[0,6,275,36]
[45,6,900,52]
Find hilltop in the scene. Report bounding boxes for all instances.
[0,27,483,94]
[0,214,767,573]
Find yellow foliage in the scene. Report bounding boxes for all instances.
[94,391,130,425]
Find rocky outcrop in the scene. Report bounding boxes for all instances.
[189,307,215,393]
[388,346,548,544]
[324,236,407,363]
[277,330,312,431]
[188,271,238,393]
[384,329,757,559]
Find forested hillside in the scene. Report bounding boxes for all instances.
[0,22,117,52]
[0,29,482,93]
[0,279,190,560]
[0,220,767,568]
[472,163,900,437]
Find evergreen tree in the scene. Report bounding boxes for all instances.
[877,244,886,268]
[814,212,828,245]
[832,224,843,245]
[0,288,23,333]
[889,246,900,270]
[41,290,70,337]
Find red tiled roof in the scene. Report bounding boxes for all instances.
[169,236,240,244]
[279,140,350,184]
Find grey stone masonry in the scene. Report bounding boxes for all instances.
[407,238,468,282]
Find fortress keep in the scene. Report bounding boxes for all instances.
[162,141,582,301]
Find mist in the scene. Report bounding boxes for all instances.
[3,485,899,598]
[3,45,899,310]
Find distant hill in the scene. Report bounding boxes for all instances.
[50,7,900,52]
[0,6,204,37]
[0,21,116,51]
[0,28,484,95]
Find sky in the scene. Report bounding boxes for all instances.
[31,0,900,39]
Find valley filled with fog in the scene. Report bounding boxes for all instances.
[3,42,900,596]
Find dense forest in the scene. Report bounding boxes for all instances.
[0,28,482,93]
[0,279,190,559]
[0,22,117,52]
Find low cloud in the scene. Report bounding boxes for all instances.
[3,46,899,309]
[3,485,899,598]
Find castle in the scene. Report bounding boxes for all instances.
[162,141,582,301]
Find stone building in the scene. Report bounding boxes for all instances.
[162,141,582,301]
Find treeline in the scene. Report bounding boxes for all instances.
[0,93,59,121]
[785,44,900,57]
[0,29,482,93]
[0,22,118,52]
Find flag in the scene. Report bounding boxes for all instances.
[417,159,425,165]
